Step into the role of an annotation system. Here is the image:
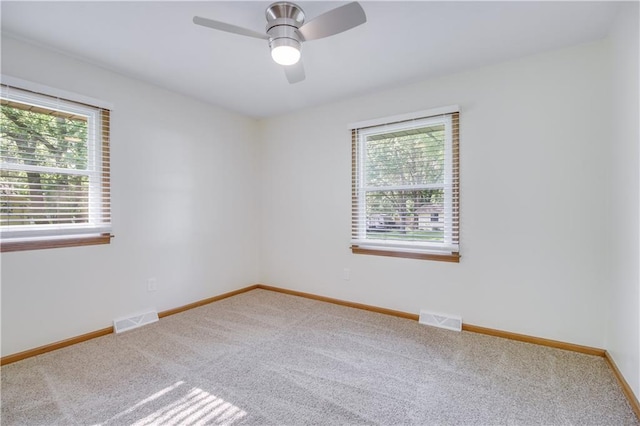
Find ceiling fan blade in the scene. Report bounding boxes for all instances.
[284,60,305,84]
[297,2,366,41]
[193,16,269,40]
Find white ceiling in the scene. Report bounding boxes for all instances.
[1,1,620,118]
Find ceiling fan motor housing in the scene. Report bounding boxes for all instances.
[265,2,305,53]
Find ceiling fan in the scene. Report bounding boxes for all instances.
[193,2,367,84]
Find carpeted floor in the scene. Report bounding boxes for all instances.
[1,288,638,425]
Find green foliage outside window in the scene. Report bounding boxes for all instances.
[363,125,446,242]
[1,103,90,226]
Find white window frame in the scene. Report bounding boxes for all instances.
[0,76,112,250]
[349,105,460,261]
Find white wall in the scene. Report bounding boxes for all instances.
[0,36,261,357]
[259,40,611,349]
[607,3,640,399]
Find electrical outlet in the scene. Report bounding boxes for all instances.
[147,278,158,292]
[343,268,350,281]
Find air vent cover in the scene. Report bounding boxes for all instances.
[419,310,462,332]
[114,311,158,333]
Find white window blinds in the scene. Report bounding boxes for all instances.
[351,107,459,258]
[0,84,111,241]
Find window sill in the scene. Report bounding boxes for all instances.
[1,233,113,253]
[351,245,460,263]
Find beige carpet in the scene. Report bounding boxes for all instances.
[1,289,638,425]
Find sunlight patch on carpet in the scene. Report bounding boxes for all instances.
[130,385,246,426]
[99,381,186,425]
[101,381,247,426]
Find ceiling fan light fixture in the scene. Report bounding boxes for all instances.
[193,1,367,82]
[270,38,301,66]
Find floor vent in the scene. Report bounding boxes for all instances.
[114,311,158,334]
[419,310,462,332]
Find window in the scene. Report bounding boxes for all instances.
[350,106,459,262]
[0,83,111,252]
